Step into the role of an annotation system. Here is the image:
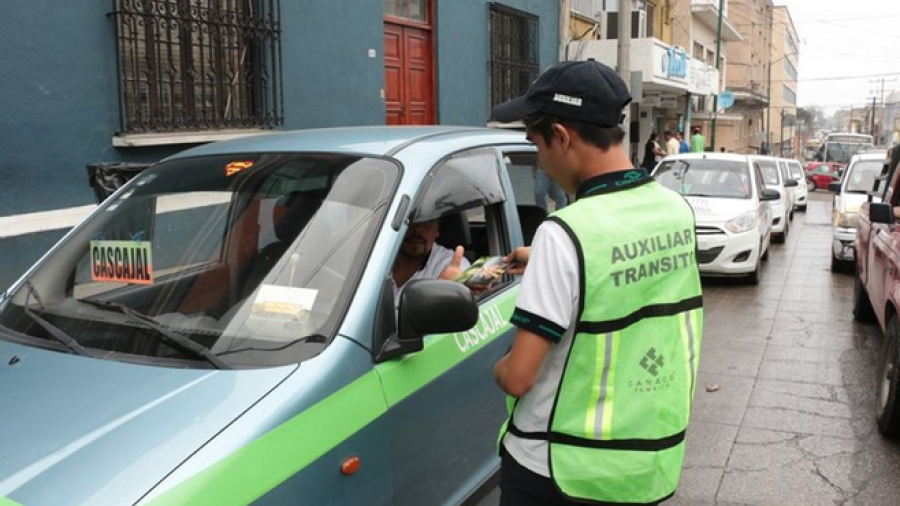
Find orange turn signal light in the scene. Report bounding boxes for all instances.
[341,455,361,476]
[225,161,254,177]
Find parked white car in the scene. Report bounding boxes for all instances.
[831,151,887,272]
[749,155,797,243]
[653,154,778,284]
[779,158,808,211]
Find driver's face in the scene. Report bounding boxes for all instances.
[400,219,439,260]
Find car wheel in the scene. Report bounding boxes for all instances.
[877,317,900,437]
[799,205,808,212]
[807,180,816,192]
[745,259,761,285]
[853,275,876,322]
[761,242,769,261]
[831,254,842,273]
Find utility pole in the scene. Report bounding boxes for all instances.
[872,96,877,137]
[765,5,773,155]
[710,0,725,151]
[618,0,632,149]
[780,108,785,157]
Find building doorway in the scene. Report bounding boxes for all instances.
[384,1,434,125]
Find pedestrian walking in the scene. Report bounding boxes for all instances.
[665,130,680,157]
[642,132,664,170]
[677,131,690,153]
[491,60,704,506]
[690,127,706,153]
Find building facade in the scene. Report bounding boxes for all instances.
[713,0,772,154]
[576,0,721,161]
[0,0,559,291]
[768,5,800,158]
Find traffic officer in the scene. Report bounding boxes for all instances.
[491,60,704,505]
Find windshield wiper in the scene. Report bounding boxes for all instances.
[80,298,229,370]
[21,281,89,356]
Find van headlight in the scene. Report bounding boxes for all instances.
[834,210,858,229]
[725,212,759,234]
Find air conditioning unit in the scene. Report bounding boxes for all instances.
[601,9,647,39]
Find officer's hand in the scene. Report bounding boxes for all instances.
[439,246,466,281]
[503,247,530,275]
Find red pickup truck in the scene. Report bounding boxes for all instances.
[854,155,900,437]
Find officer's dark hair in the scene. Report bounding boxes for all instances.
[525,113,625,151]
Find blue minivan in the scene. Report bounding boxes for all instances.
[0,127,548,506]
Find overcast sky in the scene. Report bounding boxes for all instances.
[770,0,900,112]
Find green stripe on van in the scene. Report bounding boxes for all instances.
[145,288,518,506]
[145,372,387,506]
[0,497,25,506]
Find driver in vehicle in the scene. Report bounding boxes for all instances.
[391,218,470,304]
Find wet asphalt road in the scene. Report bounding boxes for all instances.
[670,190,900,505]
[481,190,900,505]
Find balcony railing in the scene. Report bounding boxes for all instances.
[692,0,728,17]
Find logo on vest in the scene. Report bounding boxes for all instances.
[630,347,675,393]
[640,348,664,376]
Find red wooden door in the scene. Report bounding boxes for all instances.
[384,22,434,125]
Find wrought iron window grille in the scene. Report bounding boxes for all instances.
[111,0,283,134]
[488,3,540,110]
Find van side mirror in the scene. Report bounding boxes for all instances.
[375,280,478,362]
[784,178,799,188]
[870,203,895,225]
[760,189,780,202]
[828,182,841,193]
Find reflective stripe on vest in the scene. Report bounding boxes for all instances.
[503,180,704,505]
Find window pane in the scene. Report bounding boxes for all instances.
[386,0,427,21]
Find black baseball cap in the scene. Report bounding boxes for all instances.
[491,60,632,127]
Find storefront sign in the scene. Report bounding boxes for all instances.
[652,44,689,87]
[664,47,688,79]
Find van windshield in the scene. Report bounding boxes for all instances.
[845,160,883,194]
[654,159,751,199]
[0,153,398,368]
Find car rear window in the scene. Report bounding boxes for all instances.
[654,159,751,199]
[756,159,780,185]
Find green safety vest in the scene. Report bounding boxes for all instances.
[502,178,703,505]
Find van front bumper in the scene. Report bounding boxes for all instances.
[832,227,857,261]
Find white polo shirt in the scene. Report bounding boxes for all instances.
[503,220,580,478]
[392,244,471,306]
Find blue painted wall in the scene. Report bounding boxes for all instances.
[436,0,559,126]
[0,0,557,291]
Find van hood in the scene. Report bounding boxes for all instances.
[0,340,294,506]
[837,192,880,213]
[685,197,757,224]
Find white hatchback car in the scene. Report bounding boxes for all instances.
[654,154,778,283]
[779,158,808,211]
[749,155,797,243]
[830,151,887,271]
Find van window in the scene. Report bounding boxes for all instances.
[501,151,556,246]
[405,148,514,301]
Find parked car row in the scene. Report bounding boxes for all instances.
[652,153,804,285]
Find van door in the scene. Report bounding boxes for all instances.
[375,147,519,505]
